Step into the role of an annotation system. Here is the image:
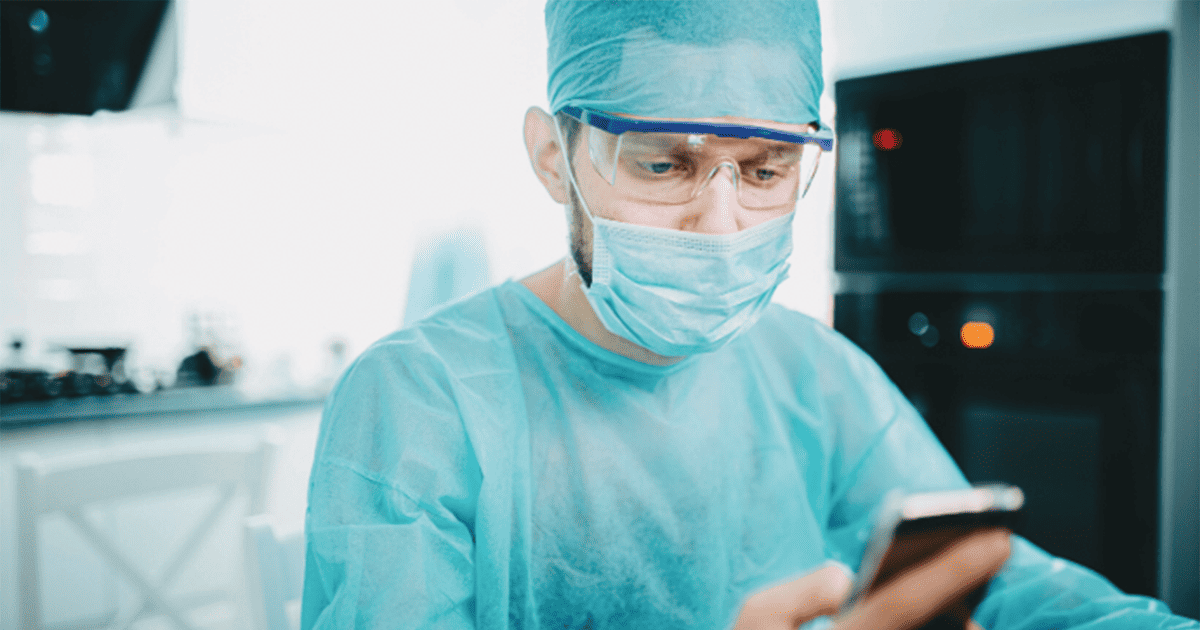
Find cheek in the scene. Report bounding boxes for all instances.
[617,204,692,229]
[744,206,797,228]
[625,205,795,232]
[570,153,608,215]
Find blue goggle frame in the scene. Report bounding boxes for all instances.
[558,105,834,152]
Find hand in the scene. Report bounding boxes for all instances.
[732,528,1011,630]
[733,562,853,630]
[837,528,1011,630]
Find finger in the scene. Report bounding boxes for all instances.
[737,563,852,630]
[837,528,1011,630]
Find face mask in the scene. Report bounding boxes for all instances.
[583,212,794,357]
[553,117,794,357]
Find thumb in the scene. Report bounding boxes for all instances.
[735,562,854,630]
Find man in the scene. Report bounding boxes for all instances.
[301,2,1198,628]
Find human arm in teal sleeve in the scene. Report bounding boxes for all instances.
[819,332,1198,629]
[300,340,482,630]
[974,538,1198,630]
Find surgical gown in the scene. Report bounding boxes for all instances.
[302,280,1195,629]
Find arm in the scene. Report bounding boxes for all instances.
[301,341,482,630]
[975,537,1197,630]
[302,461,476,629]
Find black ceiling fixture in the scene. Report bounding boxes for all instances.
[1,1,169,115]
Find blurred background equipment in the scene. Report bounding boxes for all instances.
[63,346,139,395]
[0,334,241,408]
[1,339,141,403]
[176,348,222,388]
[0,1,172,115]
[402,227,491,327]
[0,337,59,402]
[833,29,1197,614]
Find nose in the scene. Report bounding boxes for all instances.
[684,163,743,234]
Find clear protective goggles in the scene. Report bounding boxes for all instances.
[559,106,834,209]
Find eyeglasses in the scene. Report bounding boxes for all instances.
[559,106,834,209]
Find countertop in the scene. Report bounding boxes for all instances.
[0,385,326,429]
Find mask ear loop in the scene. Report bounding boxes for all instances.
[553,114,599,285]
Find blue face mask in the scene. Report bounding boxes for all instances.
[582,212,794,357]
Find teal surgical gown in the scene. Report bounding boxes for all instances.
[302,280,1196,629]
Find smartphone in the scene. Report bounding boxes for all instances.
[843,485,1025,630]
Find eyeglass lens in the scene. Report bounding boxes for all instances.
[587,127,822,207]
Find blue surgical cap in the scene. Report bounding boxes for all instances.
[546,0,823,126]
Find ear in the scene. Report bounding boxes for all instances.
[524,106,571,205]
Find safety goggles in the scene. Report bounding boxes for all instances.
[559,105,834,209]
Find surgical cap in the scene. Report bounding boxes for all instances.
[546,0,824,126]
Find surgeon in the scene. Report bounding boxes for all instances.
[301,2,1199,629]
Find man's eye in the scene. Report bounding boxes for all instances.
[639,161,678,175]
[753,167,779,182]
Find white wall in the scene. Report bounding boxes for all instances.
[820,0,1174,81]
[0,0,568,390]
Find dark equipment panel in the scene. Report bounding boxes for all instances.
[835,290,1162,597]
[833,31,1170,599]
[834,32,1168,274]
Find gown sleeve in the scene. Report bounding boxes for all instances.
[300,338,483,630]
[816,328,1198,630]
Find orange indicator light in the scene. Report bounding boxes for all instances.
[960,322,995,349]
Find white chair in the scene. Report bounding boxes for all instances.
[16,439,277,630]
[244,515,305,630]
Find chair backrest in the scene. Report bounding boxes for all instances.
[244,515,305,630]
[16,438,277,630]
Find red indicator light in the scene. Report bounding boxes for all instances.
[961,322,995,349]
[872,129,903,151]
